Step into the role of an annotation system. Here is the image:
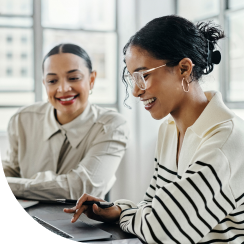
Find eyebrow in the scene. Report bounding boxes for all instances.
[46,73,57,76]
[67,69,81,74]
[46,69,81,76]
[133,67,148,72]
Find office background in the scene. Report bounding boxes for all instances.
[0,0,244,203]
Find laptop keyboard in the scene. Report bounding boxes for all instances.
[32,216,73,239]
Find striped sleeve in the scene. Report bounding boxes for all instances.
[115,148,236,244]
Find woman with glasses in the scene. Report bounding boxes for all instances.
[2,43,129,201]
[64,16,244,243]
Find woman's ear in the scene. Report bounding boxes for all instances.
[89,71,97,90]
[178,58,194,77]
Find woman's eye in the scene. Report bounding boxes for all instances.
[69,77,81,81]
[143,74,149,79]
[47,80,57,84]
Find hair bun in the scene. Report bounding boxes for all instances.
[211,50,221,64]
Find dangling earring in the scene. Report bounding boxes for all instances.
[182,77,190,92]
[89,90,93,95]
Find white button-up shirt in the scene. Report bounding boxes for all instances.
[2,102,129,200]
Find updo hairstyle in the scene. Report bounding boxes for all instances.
[122,15,225,107]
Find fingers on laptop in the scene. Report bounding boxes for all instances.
[63,206,76,213]
[67,193,104,223]
[76,193,104,210]
[71,205,88,223]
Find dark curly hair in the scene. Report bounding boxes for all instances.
[122,15,224,108]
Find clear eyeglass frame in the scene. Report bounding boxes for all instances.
[124,64,167,90]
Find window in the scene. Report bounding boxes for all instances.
[6,36,13,43]
[229,0,244,9]
[177,0,244,119]
[0,0,117,132]
[178,0,220,21]
[6,52,13,59]
[21,53,27,59]
[6,68,13,76]
[21,68,27,76]
[228,8,244,102]
[21,36,27,43]
[0,0,34,132]
[41,0,117,105]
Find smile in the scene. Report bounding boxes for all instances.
[56,94,79,105]
[60,96,75,101]
[56,94,79,101]
[143,97,156,105]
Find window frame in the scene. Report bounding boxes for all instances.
[176,0,244,109]
[0,0,118,132]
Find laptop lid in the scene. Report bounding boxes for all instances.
[32,213,112,242]
[18,199,39,209]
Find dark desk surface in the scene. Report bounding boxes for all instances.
[26,202,136,242]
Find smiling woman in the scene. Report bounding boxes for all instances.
[65,16,244,244]
[2,43,129,201]
[42,45,95,125]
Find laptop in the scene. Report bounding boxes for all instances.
[32,213,112,242]
[18,199,39,209]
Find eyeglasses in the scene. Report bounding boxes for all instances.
[124,64,167,90]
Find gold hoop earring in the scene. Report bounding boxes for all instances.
[89,90,93,95]
[182,77,189,92]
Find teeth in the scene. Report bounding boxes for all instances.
[143,98,155,105]
[60,96,75,101]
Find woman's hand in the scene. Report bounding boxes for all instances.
[63,193,122,223]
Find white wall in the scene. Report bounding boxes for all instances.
[110,0,175,203]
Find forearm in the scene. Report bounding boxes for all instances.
[7,161,114,201]
[7,171,103,201]
[7,174,70,200]
[2,161,20,177]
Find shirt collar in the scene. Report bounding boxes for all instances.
[43,103,60,141]
[167,91,234,138]
[43,102,97,148]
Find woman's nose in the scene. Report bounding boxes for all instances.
[57,80,72,93]
[132,83,144,97]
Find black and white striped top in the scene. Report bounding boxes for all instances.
[115,91,244,243]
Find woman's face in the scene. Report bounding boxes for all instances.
[43,53,96,123]
[125,46,188,120]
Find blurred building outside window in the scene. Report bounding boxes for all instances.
[6,53,12,59]
[178,0,244,119]
[21,53,27,59]
[0,0,117,132]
